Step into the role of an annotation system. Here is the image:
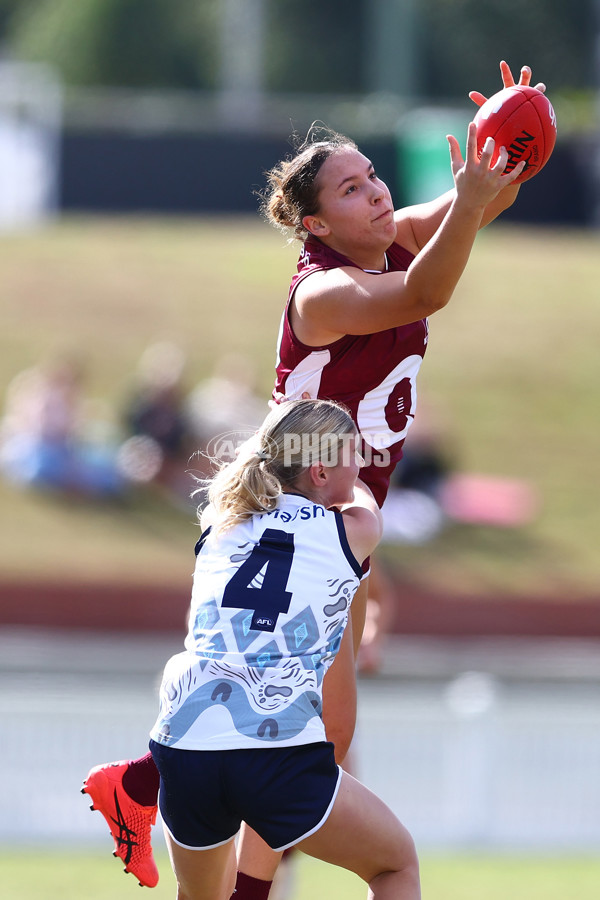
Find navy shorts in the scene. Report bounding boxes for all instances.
[150,739,341,852]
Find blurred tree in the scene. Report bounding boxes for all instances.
[265,0,362,93]
[0,0,593,96]
[421,0,594,98]
[0,0,21,38]
[0,0,218,88]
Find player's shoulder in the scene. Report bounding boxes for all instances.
[339,504,382,563]
[295,263,356,302]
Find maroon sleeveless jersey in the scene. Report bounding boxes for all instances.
[274,238,428,507]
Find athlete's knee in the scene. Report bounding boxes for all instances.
[397,826,419,872]
[397,831,420,884]
[378,824,419,882]
[175,884,231,900]
[175,883,192,900]
[369,837,420,899]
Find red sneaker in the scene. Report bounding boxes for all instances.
[82,760,159,888]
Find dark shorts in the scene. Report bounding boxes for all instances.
[150,739,341,852]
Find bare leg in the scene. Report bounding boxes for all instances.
[236,823,283,882]
[163,830,237,900]
[297,770,420,900]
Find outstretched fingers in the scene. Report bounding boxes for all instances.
[486,144,526,186]
[450,119,526,197]
[500,59,518,87]
[465,120,482,164]
[469,60,516,108]
[495,150,526,185]
[470,61,543,109]
[468,89,487,108]
[446,132,464,178]
[517,63,531,86]
[448,123,494,179]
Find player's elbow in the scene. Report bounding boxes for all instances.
[418,287,453,316]
[404,276,453,317]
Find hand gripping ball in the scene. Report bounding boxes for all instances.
[473,85,557,183]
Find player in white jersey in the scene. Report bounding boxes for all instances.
[147,398,419,900]
[151,492,364,752]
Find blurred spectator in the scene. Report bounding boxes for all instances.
[118,341,195,503]
[358,407,454,673]
[0,354,124,497]
[359,397,538,674]
[380,398,457,546]
[356,558,398,675]
[383,397,538,537]
[185,351,268,454]
[118,347,269,509]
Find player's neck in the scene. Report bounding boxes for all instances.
[321,236,388,273]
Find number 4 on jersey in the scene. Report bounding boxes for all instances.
[222,529,294,632]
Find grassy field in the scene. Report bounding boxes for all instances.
[2,850,600,900]
[0,216,599,599]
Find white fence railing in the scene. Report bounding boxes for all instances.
[1,629,600,850]
[0,63,61,231]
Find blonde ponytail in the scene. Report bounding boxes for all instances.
[204,399,355,533]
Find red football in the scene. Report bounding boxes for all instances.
[473,85,557,184]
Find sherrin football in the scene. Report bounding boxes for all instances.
[473,85,557,184]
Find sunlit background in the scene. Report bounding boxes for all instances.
[0,2,599,895]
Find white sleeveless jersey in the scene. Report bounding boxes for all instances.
[150,493,363,750]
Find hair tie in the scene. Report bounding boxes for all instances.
[255,449,270,461]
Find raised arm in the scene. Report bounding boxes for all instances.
[397,61,547,251]
[293,62,546,344]
[295,127,524,340]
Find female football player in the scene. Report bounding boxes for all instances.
[151,398,418,900]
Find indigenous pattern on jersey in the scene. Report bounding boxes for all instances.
[150,493,362,751]
[274,238,428,507]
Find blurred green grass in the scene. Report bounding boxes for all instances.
[1,216,598,598]
[2,850,600,900]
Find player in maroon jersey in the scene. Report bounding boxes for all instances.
[237,58,545,898]
[82,61,546,899]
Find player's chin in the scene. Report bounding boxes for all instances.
[377,215,397,241]
[373,209,395,228]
